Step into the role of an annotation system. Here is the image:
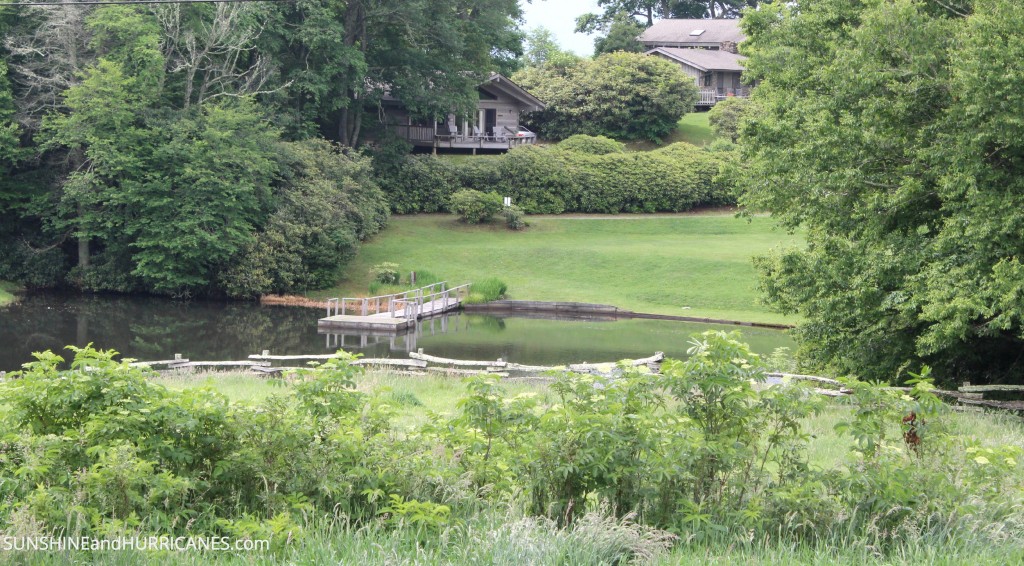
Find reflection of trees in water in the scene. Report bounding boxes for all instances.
[0,293,327,370]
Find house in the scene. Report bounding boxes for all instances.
[382,73,545,153]
[639,19,751,107]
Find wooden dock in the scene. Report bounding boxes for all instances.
[318,282,469,332]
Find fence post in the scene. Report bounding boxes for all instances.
[362,298,368,316]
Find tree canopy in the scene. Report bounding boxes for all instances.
[513,51,697,141]
[0,1,519,297]
[738,0,1024,384]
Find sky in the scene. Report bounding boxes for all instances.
[520,0,603,56]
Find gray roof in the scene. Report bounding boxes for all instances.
[638,19,745,47]
[483,73,545,111]
[647,47,746,72]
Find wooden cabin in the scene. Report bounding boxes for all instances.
[639,19,752,107]
[383,73,545,153]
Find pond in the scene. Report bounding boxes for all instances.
[0,293,795,372]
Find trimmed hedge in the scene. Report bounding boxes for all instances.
[374,141,735,215]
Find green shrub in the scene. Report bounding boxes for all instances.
[555,135,626,155]
[3,340,1024,559]
[503,205,527,230]
[449,189,504,224]
[468,277,508,302]
[370,262,400,285]
[371,142,735,215]
[707,97,751,143]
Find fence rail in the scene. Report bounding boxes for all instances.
[326,282,471,321]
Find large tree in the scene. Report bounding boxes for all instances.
[0,1,520,296]
[513,51,697,141]
[576,0,758,33]
[738,0,1024,384]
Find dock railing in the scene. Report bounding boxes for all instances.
[326,282,471,320]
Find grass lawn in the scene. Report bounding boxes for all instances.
[0,280,21,307]
[308,212,802,326]
[626,111,717,151]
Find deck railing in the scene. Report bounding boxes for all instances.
[697,87,753,105]
[326,282,471,320]
[388,125,538,149]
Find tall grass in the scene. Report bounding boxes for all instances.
[466,277,508,304]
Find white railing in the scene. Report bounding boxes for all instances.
[326,282,471,320]
[698,87,753,105]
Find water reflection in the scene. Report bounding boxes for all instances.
[1,293,795,371]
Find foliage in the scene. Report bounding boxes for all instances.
[575,1,757,31]
[374,143,733,215]
[449,189,504,224]
[520,27,581,69]
[369,262,400,285]
[0,0,527,296]
[3,338,1023,560]
[502,204,527,231]
[219,139,389,298]
[555,134,626,155]
[592,13,646,56]
[513,52,698,142]
[738,0,1024,384]
[706,97,750,143]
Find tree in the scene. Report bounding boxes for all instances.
[521,27,579,68]
[575,0,759,33]
[592,13,645,55]
[738,0,1024,384]
[513,51,697,141]
[262,0,523,145]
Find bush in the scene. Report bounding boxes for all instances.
[503,205,527,230]
[372,143,736,215]
[449,189,504,224]
[369,262,401,285]
[219,139,389,298]
[513,52,699,141]
[707,97,751,143]
[556,135,626,155]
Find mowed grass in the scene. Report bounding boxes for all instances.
[309,213,803,325]
[626,111,717,150]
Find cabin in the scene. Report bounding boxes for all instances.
[639,19,752,107]
[382,73,545,153]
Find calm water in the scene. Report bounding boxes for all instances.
[0,293,795,371]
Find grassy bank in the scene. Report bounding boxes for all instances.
[0,280,21,307]
[309,212,802,325]
[627,111,716,150]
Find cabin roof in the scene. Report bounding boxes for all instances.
[647,47,746,72]
[481,73,545,111]
[639,19,745,47]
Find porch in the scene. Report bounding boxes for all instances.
[390,125,538,153]
[696,87,753,107]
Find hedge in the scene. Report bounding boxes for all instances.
[374,139,735,215]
